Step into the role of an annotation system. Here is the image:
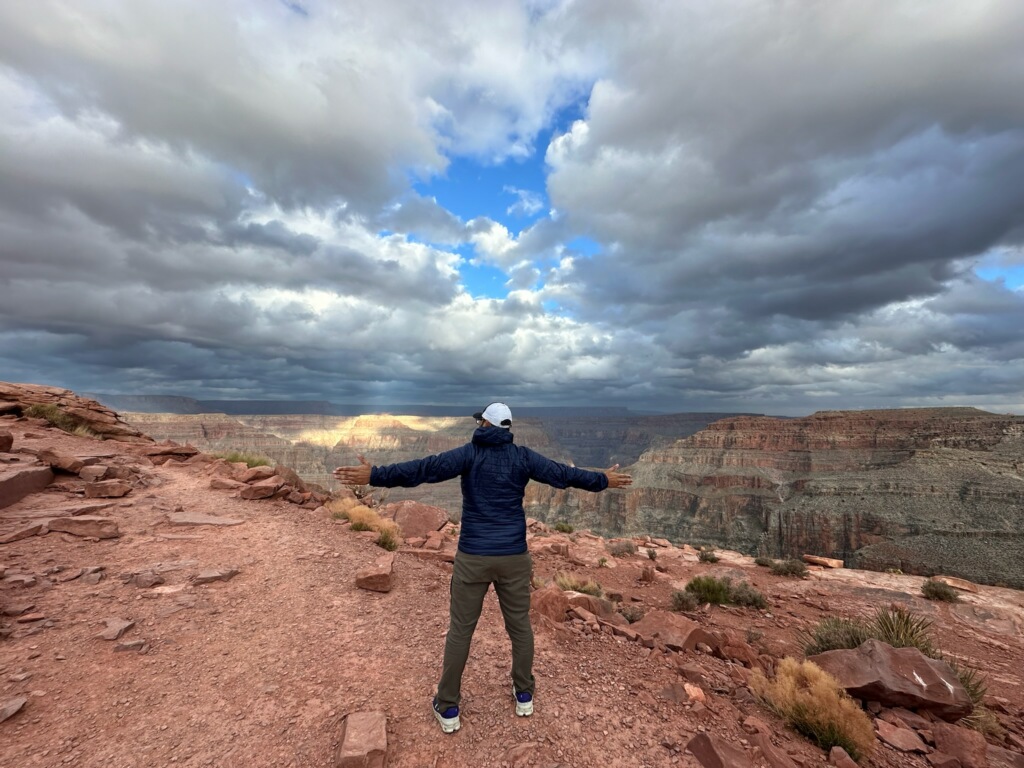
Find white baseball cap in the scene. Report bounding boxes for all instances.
[473,402,512,428]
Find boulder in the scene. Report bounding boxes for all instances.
[932,722,989,768]
[828,747,858,768]
[238,465,276,483]
[685,732,751,768]
[876,717,928,752]
[48,516,120,539]
[631,610,721,653]
[749,732,800,768]
[37,449,85,474]
[803,554,844,569]
[566,592,612,618]
[97,618,135,641]
[210,477,247,491]
[0,429,12,452]
[83,480,132,498]
[378,499,448,539]
[0,465,54,509]
[355,553,394,593]
[988,745,1024,768]
[239,476,284,500]
[0,696,27,724]
[336,711,387,768]
[932,575,980,594]
[530,585,570,623]
[808,639,972,721]
[78,465,108,482]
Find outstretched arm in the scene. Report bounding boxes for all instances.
[527,449,632,492]
[335,445,471,488]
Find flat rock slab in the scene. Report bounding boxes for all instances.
[397,547,454,563]
[355,553,395,593]
[84,480,132,498]
[0,465,54,510]
[48,516,120,539]
[686,732,750,768]
[167,511,244,527]
[97,618,135,641]
[193,568,240,585]
[876,717,928,752]
[0,696,28,723]
[0,522,44,544]
[803,554,844,568]
[336,711,387,768]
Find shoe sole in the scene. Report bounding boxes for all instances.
[512,683,533,717]
[433,709,461,734]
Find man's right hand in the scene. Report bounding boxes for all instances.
[604,463,632,489]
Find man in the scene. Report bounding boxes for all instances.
[334,402,632,734]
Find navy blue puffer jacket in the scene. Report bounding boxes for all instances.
[369,426,608,555]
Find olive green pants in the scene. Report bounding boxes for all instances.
[435,550,535,711]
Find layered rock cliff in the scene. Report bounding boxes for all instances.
[525,408,1024,588]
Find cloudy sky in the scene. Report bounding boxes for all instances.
[2,0,1023,415]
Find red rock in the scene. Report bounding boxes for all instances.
[286,490,305,504]
[742,715,771,734]
[0,522,45,544]
[803,554,844,568]
[4,574,36,588]
[97,618,135,641]
[685,732,750,767]
[876,717,928,752]
[423,529,445,550]
[631,610,721,653]
[397,548,454,563]
[238,465,276,483]
[168,511,243,526]
[2,603,35,616]
[987,745,1024,768]
[928,754,963,768]
[883,706,933,731]
[78,465,108,482]
[193,568,240,585]
[15,613,45,623]
[750,732,799,768]
[378,499,448,539]
[932,722,989,768]
[126,571,165,588]
[210,477,246,491]
[609,623,638,641]
[83,480,132,498]
[239,476,284,499]
[683,683,706,703]
[355,553,394,593]
[0,429,11,452]
[335,711,386,768]
[0,696,27,723]
[530,585,570,623]
[38,449,85,473]
[828,746,858,768]
[48,515,120,539]
[0,465,54,510]
[566,592,612,618]
[932,575,979,593]
[808,639,972,721]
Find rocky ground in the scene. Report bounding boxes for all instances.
[3,408,1024,767]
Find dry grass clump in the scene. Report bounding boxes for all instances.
[325,495,361,519]
[554,571,603,597]
[697,548,720,563]
[921,578,960,602]
[25,403,95,435]
[754,555,775,568]
[618,603,645,624]
[671,590,700,612]
[554,521,574,533]
[752,658,875,761]
[606,539,637,557]
[375,520,401,551]
[800,617,873,656]
[770,559,808,578]
[646,548,657,561]
[213,450,270,468]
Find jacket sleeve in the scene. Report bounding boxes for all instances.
[524,448,609,492]
[369,444,472,488]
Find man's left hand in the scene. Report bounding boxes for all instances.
[604,463,632,489]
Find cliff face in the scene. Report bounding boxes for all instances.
[525,408,1024,588]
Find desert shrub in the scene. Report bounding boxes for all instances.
[799,617,873,656]
[684,575,733,606]
[213,450,271,468]
[871,604,936,657]
[531,574,546,590]
[344,505,399,537]
[752,658,875,761]
[770,559,808,578]
[754,556,775,568]
[731,581,768,609]
[921,578,960,602]
[697,548,720,563]
[618,603,645,624]
[71,424,101,439]
[646,548,657,561]
[671,590,700,612]
[945,657,987,705]
[376,521,400,551]
[24,403,85,433]
[597,557,609,568]
[746,629,764,644]
[554,521,574,533]
[554,571,602,597]
[607,540,637,557]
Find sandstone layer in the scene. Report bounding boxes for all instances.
[525,408,1024,588]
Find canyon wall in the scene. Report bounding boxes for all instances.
[524,408,1024,588]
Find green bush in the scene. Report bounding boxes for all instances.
[554,521,574,533]
[731,581,768,609]
[770,559,809,578]
[597,557,609,568]
[754,556,775,568]
[647,548,657,560]
[921,578,960,602]
[213,450,271,468]
[684,575,733,605]
[376,526,400,551]
[697,548,720,563]
[24,403,85,434]
[671,590,700,612]
[607,540,637,557]
[799,617,874,656]
[872,604,936,657]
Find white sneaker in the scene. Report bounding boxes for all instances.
[432,698,461,733]
[512,684,533,717]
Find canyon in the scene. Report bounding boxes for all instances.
[118,404,1024,588]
